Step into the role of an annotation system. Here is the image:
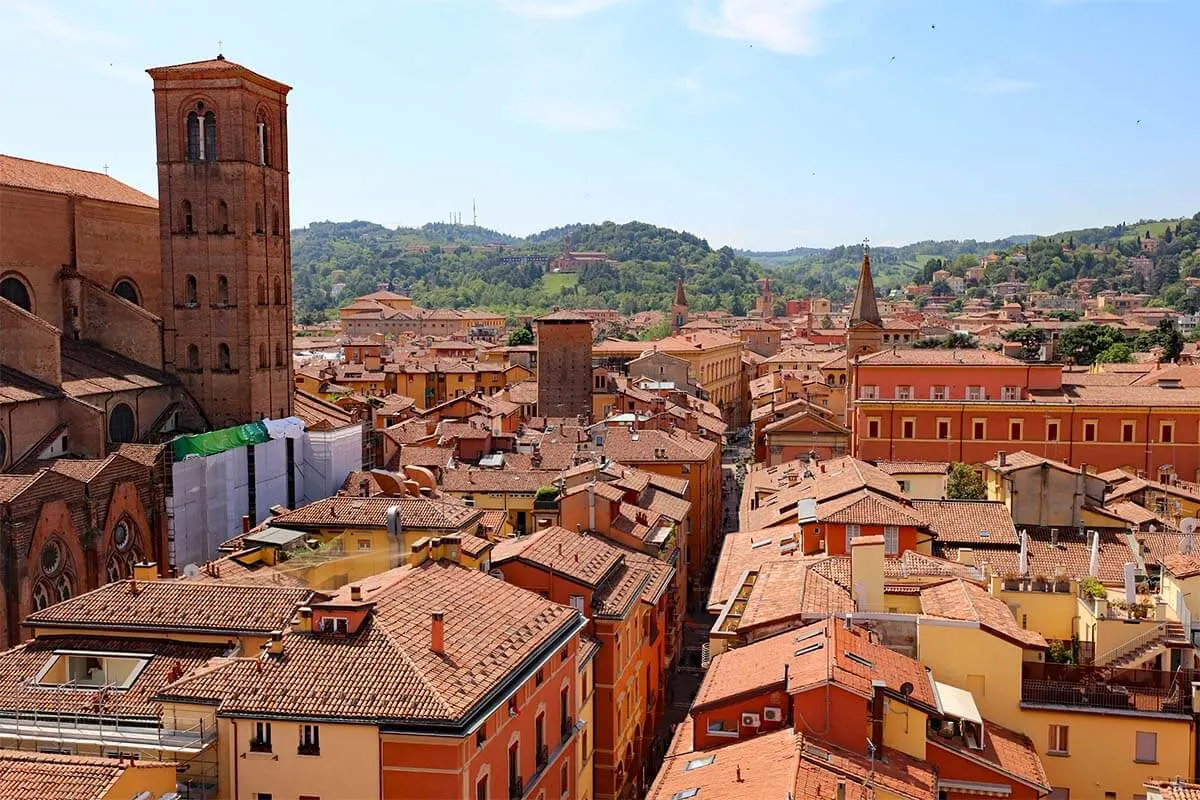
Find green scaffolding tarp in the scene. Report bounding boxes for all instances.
[172,422,269,461]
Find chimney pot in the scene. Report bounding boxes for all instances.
[431,611,445,654]
[350,585,363,602]
[242,515,251,533]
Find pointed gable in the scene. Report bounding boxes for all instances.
[848,248,882,328]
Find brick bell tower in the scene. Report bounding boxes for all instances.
[148,55,294,428]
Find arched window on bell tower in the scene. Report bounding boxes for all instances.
[258,343,268,369]
[257,112,271,166]
[273,277,283,305]
[186,104,217,161]
[257,276,267,305]
[181,200,193,234]
[255,203,264,234]
[184,275,198,306]
[217,343,231,371]
[275,342,284,367]
[216,200,230,234]
[216,275,229,306]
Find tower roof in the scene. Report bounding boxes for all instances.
[848,248,882,328]
[674,278,687,307]
[147,55,291,93]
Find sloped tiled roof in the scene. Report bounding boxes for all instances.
[491,526,622,587]
[0,154,157,208]
[926,719,1051,794]
[912,499,1018,545]
[0,748,173,800]
[25,580,311,635]
[920,579,1047,649]
[0,635,229,719]
[160,561,581,727]
[270,495,481,531]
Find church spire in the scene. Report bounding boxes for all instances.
[848,244,882,328]
[674,278,687,308]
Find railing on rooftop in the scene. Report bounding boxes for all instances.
[1021,662,1194,715]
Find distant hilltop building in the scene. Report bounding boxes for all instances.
[548,233,610,273]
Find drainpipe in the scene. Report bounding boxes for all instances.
[588,482,596,532]
[1144,406,1153,477]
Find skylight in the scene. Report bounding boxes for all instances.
[978,530,990,539]
[670,790,699,800]
[845,652,875,669]
[794,642,824,657]
[685,756,715,771]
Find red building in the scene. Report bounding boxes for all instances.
[851,348,1200,481]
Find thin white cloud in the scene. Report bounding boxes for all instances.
[674,75,704,94]
[975,75,1036,94]
[684,0,833,55]
[1,0,120,45]
[497,0,627,19]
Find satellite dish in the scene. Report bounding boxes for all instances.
[182,563,200,579]
[899,682,914,697]
[1182,519,1198,537]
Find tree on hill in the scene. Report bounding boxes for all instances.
[1058,324,1125,366]
[947,463,987,500]
[506,326,533,346]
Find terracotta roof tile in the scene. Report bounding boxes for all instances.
[0,748,174,800]
[0,154,157,208]
[858,348,1024,367]
[441,468,558,493]
[1163,552,1200,580]
[646,728,799,800]
[0,635,229,719]
[1145,779,1200,800]
[270,495,481,531]
[920,579,1048,649]
[913,500,1018,545]
[492,526,622,587]
[25,580,311,635]
[874,460,950,475]
[161,561,581,726]
[927,719,1051,794]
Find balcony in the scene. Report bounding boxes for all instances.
[297,743,320,756]
[248,738,272,753]
[1021,662,1194,715]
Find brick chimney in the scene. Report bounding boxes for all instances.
[431,611,445,654]
[350,584,363,602]
[296,606,313,634]
[132,561,159,583]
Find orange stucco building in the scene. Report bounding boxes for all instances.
[493,526,673,800]
[851,348,1200,480]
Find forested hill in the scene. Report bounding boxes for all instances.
[291,213,1200,325]
[291,220,761,324]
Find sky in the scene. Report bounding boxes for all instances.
[1,0,1197,250]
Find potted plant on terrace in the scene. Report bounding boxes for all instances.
[1001,571,1021,591]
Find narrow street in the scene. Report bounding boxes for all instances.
[647,433,747,778]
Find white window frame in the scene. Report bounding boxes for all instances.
[845,524,861,551]
[1048,724,1068,755]
[1135,730,1157,763]
[860,385,878,400]
[883,526,900,556]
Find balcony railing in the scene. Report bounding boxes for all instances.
[1021,662,1194,715]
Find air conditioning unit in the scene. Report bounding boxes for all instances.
[763,707,783,723]
[740,712,761,728]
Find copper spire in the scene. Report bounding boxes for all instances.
[674,278,687,307]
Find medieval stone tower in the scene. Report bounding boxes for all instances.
[148,55,294,428]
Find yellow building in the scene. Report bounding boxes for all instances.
[260,494,491,587]
[594,331,745,425]
[0,749,179,800]
[440,467,561,536]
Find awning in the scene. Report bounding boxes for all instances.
[935,680,983,725]
[244,526,309,549]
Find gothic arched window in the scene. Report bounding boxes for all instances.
[181,200,194,233]
[257,276,267,305]
[257,114,271,166]
[272,206,281,236]
[273,277,283,305]
[217,275,229,306]
[184,275,198,305]
[217,343,231,371]
[187,344,200,371]
[258,343,268,369]
[186,104,217,161]
[275,342,284,367]
[113,279,140,305]
[216,200,230,234]
[255,203,264,234]
[108,403,136,444]
[0,274,33,312]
